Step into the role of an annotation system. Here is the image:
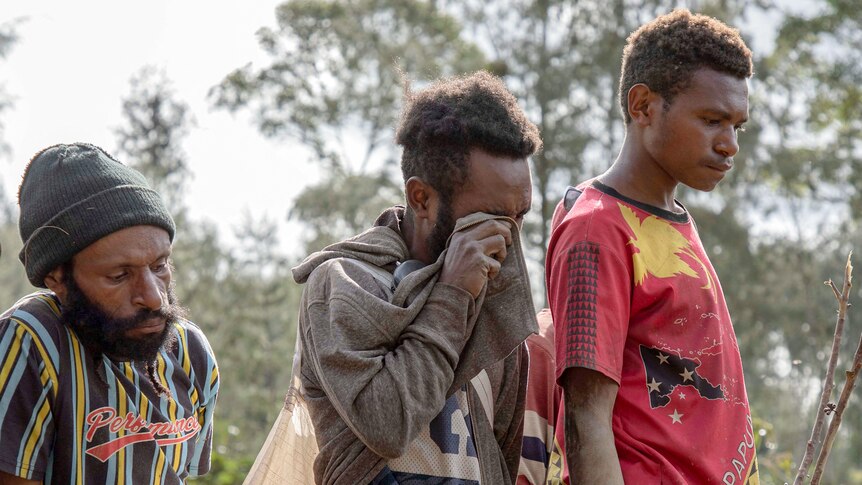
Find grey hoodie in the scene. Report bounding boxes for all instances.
[292,207,538,484]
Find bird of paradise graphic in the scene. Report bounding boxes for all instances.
[618,203,714,290]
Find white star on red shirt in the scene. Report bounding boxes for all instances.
[680,367,694,383]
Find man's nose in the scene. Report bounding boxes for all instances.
[715,126,739,158]
[133,271,164,311]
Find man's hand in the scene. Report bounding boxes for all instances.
[562,367,624,485]
[0,470,39,485]
[438,219,513,298]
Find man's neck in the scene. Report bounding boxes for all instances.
[400,211,431,264]
[600,136,681,213]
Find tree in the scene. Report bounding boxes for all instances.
[0,20,31,311]
[211,0,488,251]
[115,66,193,215]
[189,217,303,463]
[0,20,19,158]
[115,66,308,476]
[0,20,20,224]
[735,2,862,481]
[290,170,402,251]
[0,173,13,227]
[0,216,32,310]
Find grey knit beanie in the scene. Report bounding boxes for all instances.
[17,143,176,287]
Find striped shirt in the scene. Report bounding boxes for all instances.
[518,309,567,485]
[0,292,219,484]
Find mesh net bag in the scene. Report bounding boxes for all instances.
[243,341,318,484]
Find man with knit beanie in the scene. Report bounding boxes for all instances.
[0,143,219,484]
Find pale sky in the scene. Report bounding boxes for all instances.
[1,0,317,255]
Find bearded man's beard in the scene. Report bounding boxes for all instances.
[426,197,457,262]
[60,269,184,363]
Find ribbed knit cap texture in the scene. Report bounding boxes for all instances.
[17,143,175,287]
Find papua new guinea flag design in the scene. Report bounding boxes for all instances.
[639,345,724,408]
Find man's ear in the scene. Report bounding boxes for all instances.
[44,266,68,304]
[405,176,437,220]
[627,83,660,126]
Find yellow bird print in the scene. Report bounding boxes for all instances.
[618,203,713,290]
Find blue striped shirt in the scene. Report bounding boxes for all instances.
[0,292,219,484]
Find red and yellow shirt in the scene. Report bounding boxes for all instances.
[547,181,758,485]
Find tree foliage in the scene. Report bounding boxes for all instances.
[115,69,303,480]
[0,20,19,158]
[290,170,402,250]
[212,0,491,251]
[0,222,32,309]
[175,215,302,469]
[116,66,194,215]
[734,2,862,481]
[0,20,20,224]
[0,21,31,310]
[212,0,486,173]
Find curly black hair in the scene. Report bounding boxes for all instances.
[396,71,541,204]
[619,9,753,124]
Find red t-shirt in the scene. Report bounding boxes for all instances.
[546,180,759,485]
[517,309,568,485]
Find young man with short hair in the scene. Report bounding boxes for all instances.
[547,10,758,484]
[0,143,219,484]
[293,71,541,484]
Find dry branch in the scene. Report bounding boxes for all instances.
[792,252,852,485]
[810,312,862,483]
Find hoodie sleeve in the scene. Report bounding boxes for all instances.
[299,259,475,459]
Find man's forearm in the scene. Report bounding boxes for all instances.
[564,407,624,485]
[561,367,624,485]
